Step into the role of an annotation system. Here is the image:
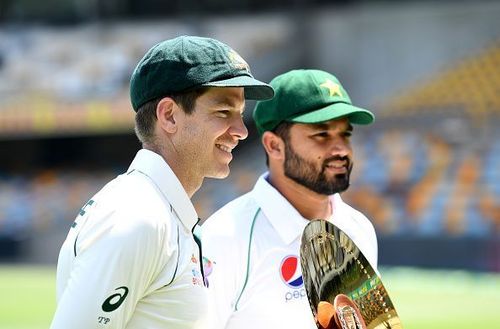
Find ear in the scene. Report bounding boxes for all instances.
[156,97,180,134]
[262,131,285,162]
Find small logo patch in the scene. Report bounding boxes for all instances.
[280,255,303,288]
[320,79,343,97]
[102,286,129,312]
[202,256,213,277]
[228,50,250,72]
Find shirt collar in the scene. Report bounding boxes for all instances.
[127,149,199,230]
[252,173,343,245]
[250,173,306,245]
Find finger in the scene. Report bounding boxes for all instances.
[316,301,338,329]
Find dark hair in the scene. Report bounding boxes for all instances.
[134,88,207,145]
[265,121,294,167]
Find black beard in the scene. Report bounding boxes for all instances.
[283,142,352,195]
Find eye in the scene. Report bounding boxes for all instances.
[215,110,230,118]
[313,132,329,138]
[343,131,352,138]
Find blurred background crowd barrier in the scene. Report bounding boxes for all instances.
[0,1,499,271]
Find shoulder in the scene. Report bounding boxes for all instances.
[202,192,258,236]
[336,194,379,268]
[336,194,377,235]
[77,174,176,251]
[104,172,172,218]
[201,192,260,257]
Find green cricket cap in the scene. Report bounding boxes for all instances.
[130,35,275,111]
[253,69,374,135]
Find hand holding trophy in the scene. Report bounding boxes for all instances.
[316,294,367,329]
[300,220,403,329]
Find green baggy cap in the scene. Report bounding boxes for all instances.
[253,69,374,135]
[130,35,275,111]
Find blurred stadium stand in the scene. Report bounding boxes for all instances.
[0,1,499,270]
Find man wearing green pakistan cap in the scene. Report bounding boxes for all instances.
[50,35,273,329]
[202,69,379,329]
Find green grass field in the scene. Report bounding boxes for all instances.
[0,265,498,329]
[0,265,56,329]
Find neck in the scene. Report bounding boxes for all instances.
[143,144,203,198]
[268,172,333,221]
[168,161,203,198]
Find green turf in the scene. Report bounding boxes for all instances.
[380,267,500,329]
[0,265,56,329]
[0,265,498,329]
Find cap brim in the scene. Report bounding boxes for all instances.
[203,75,274,100]
[290,102,374,125]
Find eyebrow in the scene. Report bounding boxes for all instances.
[309,122,353,132]
[213,97,245,113]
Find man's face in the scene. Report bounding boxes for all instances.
[175,87,248,179]
[283,118,353,195]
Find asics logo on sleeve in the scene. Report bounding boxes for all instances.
[102,286,129,312]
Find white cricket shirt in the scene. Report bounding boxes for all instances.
[202,173,378,329]
[51,149,209,329]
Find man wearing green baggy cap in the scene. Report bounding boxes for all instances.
[50,35,273,329]
[202,69,378,329]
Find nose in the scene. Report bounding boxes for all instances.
[229,114,249,140]
[330,137,351,157]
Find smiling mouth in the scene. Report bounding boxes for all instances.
[215,144,234,153]
[325,161,347,170]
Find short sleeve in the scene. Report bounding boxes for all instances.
[50,210,169,329]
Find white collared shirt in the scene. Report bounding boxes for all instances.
[51,149,208,329]
[202,173,378,329]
